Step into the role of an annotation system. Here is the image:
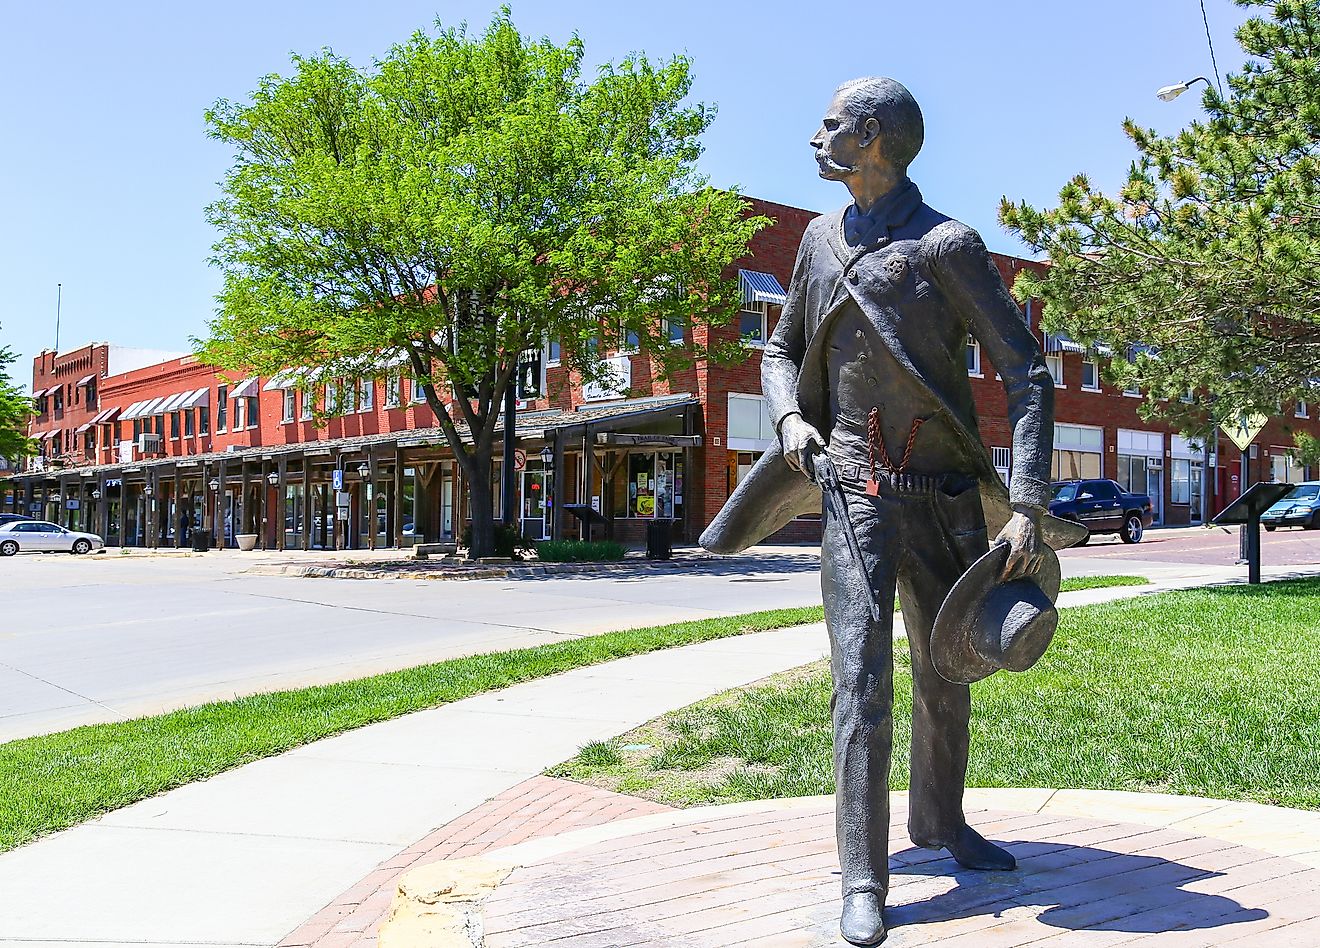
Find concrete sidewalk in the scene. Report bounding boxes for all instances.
[0,567,1315,946]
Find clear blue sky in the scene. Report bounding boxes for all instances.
[1,0,1250,391]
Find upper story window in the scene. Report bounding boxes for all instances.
[1045,353,1064,387]
[1297,400,1309,419]
[739,301,769,346]
[300,387,314,420]
[546,338,561,365]
[359,378,374,412]
[282,388,296,423]
[664,316,685,345]
[966,336,981,376]
[84,377,98,408]
[199,405,210,435]
[384,373,400,409]
[170,411,181,440]
[184,409,195,437]
[411,377,426,403]
[325,381,339,415]
[1081,357,1099,390]
[216,387,228,431]
[620,325,641,354]
[53,387,64,417]
[33,394,48,416]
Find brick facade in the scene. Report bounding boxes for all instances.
[11,195,1320,546]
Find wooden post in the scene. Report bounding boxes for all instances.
[216,457,227,550]
[302,459,313,552]
[367,447,379,551]
[393,446,405,548]
[239,462,250,539]
[551,431,565,541]
[172,466,183,547]
[580,430,594,542]
[97,471,108,541]
[276,457,287,551]
[117,475,128,548]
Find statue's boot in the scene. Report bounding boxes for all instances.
[946,824,1016,871]
[840,891,886,946]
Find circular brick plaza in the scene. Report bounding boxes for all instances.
[382,788,1320,947]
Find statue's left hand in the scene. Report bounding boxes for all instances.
[994,507,1045,581]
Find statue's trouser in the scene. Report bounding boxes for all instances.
[820,472,989,901]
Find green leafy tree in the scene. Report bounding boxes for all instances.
[199,11,764,557]
[0,331,35,464]
[1001,0,1320,433]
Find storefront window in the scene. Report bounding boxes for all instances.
[614,451,683,519]
[284,482,305,546]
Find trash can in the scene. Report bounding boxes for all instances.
[191,529,212,553]
[646,519,672,560]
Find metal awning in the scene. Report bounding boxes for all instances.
[231,378,259,398]
[139,396,168,417]
[76,374,95,386]
[32,386,54,398]
[120,399,150,420]
[76,422,94,433]
[181,387,210,408]
[739,269,788,306]
[263,371,299,391]
[157,391,190,413]
[43,430,59,441]
[1043,331,1087,354]
[91,406,121,424]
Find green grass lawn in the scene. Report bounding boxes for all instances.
[553,578,1320,811]
[0,605,825,853]
[0,572,1147,854]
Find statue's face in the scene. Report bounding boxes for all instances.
[811,92,878,182]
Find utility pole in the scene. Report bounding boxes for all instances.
[54,283,62,352]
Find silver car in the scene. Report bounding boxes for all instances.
[0,521,105,556]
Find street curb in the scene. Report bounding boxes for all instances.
[243,555,717,581]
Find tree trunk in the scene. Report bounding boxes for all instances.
[465,447,497,559]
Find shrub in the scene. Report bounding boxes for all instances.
[535,539,627,562]
[461,524,533,559]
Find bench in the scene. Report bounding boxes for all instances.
[413,541,459,560]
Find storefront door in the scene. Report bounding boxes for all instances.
[521,469,551,540]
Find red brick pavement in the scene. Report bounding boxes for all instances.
[277,776,673,948]
[1058,524,1319,567]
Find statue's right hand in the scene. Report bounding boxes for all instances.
[780,413,825,480]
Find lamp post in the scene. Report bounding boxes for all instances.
[1155,76,1210,102]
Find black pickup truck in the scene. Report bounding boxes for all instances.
[1048,479,1155,545]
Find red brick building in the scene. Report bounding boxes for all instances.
[8,196,1318,549]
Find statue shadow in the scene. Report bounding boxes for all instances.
[884,840,1271,935]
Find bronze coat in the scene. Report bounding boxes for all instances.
[701,184,1086,554]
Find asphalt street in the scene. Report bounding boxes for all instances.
[0,549,822,742]
[2,525,1314,743]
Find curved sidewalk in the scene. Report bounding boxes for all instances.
[0,573,1312,946]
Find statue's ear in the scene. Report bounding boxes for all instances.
[859,117,881,149]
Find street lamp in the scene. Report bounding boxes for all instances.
[143,485,154,497]
[357,462,370,478]
[91,489,102,500]
[1156,76,1210,102]
[540,444,554,467]
[209,478,221,491]
[266,471,280,485]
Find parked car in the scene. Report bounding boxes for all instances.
[1049,479,1155,544]
[0,513,33,527]
[1261,481,1320,531]
[0,521,104,556]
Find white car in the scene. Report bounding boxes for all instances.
[0,521,105,556]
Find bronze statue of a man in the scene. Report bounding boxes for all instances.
[701,77,1082,945]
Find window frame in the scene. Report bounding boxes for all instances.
[282,388,296,423]
[738,300,769,347]
[1045,353,1065,387]
[1081,357,1099,391]
[966,335,982,377]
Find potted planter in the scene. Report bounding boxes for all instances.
[236,534,259,552]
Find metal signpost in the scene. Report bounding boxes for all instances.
[1220,413,1267,565]
[1211,481,1293,583]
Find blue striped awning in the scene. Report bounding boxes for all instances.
[739,269,787,306]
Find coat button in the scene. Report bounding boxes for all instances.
[855,329,864,339]
[848,271,859,284]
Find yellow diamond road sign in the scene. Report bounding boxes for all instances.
[1221,413,1268,452]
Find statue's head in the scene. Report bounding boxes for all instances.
[811,77,924,182]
